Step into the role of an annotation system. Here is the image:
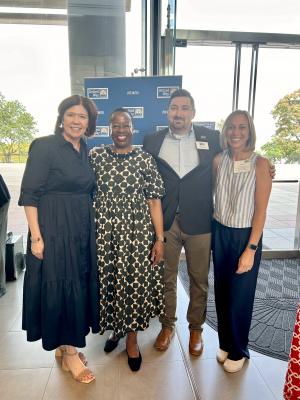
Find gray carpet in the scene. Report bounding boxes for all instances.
[178,258,300,361]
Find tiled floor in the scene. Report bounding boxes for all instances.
[0,274,288,400]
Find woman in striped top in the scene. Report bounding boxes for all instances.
[212,110,272,373]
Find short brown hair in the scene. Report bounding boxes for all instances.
[168,89,195,110]
[54,95,98,137]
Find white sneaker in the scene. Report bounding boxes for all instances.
[223,357,246,373]
[216,349,229,363]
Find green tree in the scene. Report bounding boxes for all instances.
[0,92,37,162]
[261,88,300,163]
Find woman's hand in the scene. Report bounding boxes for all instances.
[269,160,276,179]
[147,199,164,266]
[31,237,44,260]
[24,206,44,260]
[236,248,255,274]
[151,240,164,266]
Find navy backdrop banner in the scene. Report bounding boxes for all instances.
[84,75,182,148]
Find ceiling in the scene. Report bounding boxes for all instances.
[0,0,131,25]
[0,0,66,24]
[0,1,66,8]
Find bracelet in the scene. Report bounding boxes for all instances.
[31,237,41,244]
[156,236,166,243]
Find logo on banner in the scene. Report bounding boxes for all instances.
[157,86,179,99]
[195,121,216,130]
[156,126,168,131]
[87,88,108,99]
[95,126,109,137]
[126,90,140,96]
[123,106,144,118]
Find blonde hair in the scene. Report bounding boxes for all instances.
[220,110,256,151]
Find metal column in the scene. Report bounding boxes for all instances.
[149,0,161,75]
[248,44,259,117]
[232,43,241,110]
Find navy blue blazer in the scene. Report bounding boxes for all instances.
[143,125,221,234]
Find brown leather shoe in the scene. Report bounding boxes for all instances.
[154,328,174,351]
[189,330,204,356]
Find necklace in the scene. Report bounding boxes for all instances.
[110,145,133,155]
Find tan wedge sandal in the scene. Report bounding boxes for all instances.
[61,351,95,384]
[55,346,87,365]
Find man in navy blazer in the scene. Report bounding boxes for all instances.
[143,89,221,355]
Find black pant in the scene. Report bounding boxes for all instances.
[212,219,262,360]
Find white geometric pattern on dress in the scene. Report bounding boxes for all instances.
[90,146,165,337]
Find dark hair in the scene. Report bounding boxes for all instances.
[108,107,133,125]
[54,95,98,137]
[168,88,195,110]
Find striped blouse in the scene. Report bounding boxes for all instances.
[213,150,258,228]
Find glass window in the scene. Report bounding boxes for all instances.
[0,23,70,137]
[264,182,299,250]
[176,0,300,34]
[254,48,300,148]
[126,1,143,76]
[175,45,235,127]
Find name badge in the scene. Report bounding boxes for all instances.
[234,160,251,173]
[196,141,209,150]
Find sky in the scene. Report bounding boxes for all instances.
[0,1,299,149]
[0,22,70,136]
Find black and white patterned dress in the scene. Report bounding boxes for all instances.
[89,146,165,337]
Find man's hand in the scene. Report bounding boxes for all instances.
[151,241,164,265]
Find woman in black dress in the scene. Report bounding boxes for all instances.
[90,108,165,372]
[19,95,99,384]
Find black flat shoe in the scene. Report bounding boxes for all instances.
[104,337,120,353]
[126,350,142,372]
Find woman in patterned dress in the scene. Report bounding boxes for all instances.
[89,108,165,371]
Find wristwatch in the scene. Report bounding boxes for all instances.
[248,243,258,251]
[156,236,166,243]
[30,236,41,244]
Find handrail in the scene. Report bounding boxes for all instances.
[272,180,299,183]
